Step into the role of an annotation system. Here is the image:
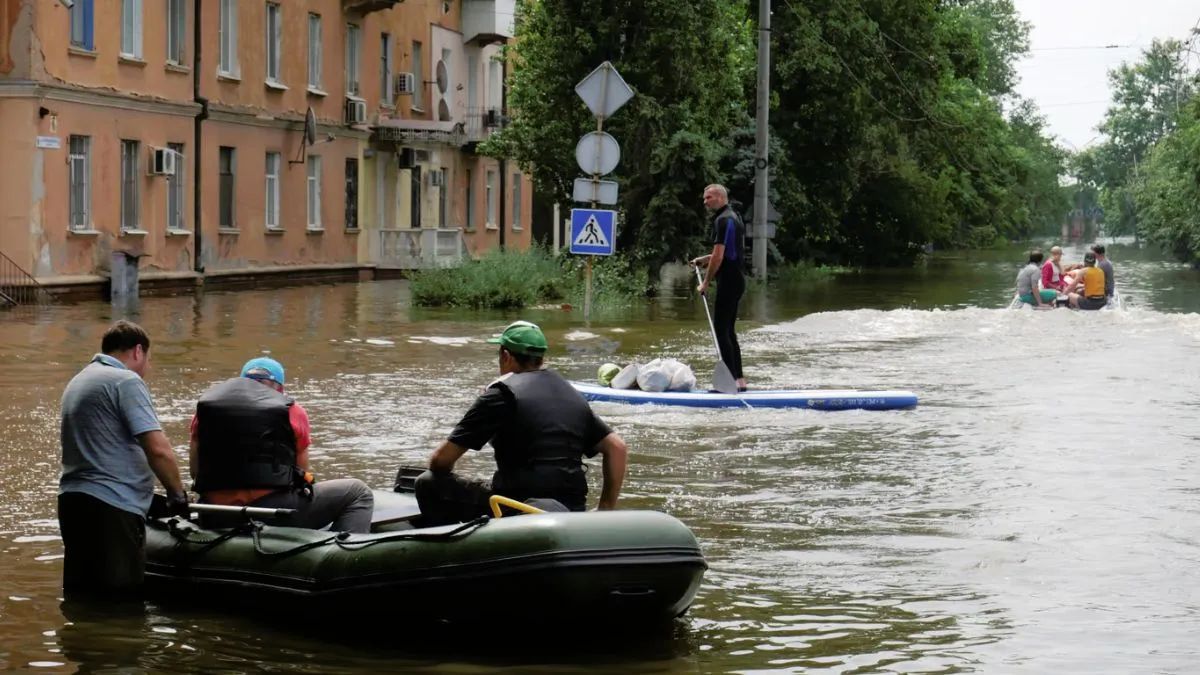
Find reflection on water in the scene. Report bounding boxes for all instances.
[2,242,1199,672]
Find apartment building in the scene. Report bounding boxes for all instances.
[0,0,530,291]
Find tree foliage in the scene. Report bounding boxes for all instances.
[489,0,1067,271]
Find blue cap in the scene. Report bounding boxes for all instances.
[241,357,285,386]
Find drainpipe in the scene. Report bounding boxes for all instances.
[497,53,507,251]
[192,0,208,273]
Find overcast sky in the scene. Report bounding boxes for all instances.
[1012,0,1200,150]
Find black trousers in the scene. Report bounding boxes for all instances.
[57,492,146,597]
[713,272,745,379]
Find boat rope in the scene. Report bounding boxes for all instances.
[249,515,491,558]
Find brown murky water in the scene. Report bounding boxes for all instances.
[2,241,1199,673]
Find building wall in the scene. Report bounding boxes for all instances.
[0,0,534,287]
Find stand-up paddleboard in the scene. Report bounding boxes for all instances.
[571,382,918,410]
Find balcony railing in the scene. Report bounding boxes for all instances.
[0,250,52,309]
[463,106,504,142]
[376,228,464,269]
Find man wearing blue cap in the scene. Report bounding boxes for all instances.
[188,357,374,532]
[415,321,628,524]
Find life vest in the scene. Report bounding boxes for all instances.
[193,377,298,492]
[1082,266,1105,298]
[711,204,747,277]
[486,369,593,509]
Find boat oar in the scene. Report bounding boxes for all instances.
[693,265,739,394]
[187,504,297,518]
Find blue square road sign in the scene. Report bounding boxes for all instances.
[569,209,616,256]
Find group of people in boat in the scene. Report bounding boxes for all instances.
[1015,244,1116,310]
[57,319,628,599]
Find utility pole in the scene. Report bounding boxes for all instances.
[752,0,771,281]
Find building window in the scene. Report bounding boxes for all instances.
[411,41,424,110]
[380,33,393,106]
[120,0,143,59]
[307,157,322,229]
[167,143,185,231]
[70,0,95,51]
[307,14,322,89]
[486,169,496,226]
[345,158,358,230]
[166,0,185,64]
[120,140,140,231]
[265,152,281,230]
[464,168,474,231]
[219,147,236,228]
[68,135,90,231]
[265,3,282,84]
[488,59,501,111]
[219,0,238,75]
[512,174,522,230]
[345,25,361,96]
[438,167,448,227]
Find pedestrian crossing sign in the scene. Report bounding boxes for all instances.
[569,209,616,256]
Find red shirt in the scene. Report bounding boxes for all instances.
[190,402,311,506]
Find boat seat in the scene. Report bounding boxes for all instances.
[370,489,422,529]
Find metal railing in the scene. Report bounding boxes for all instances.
[0,250,52,309]
[463,106,503,142]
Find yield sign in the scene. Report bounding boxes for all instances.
[574,62,634,119]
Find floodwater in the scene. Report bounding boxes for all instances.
[1,241,1198,673]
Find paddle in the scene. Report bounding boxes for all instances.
[693,265,739,394]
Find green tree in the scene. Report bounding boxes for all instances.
[1131,99,1200,263]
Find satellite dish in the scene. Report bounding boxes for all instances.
[304,107,317,146]
[435,60,448,95]
[438,99,451,121]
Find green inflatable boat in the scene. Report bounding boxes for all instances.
[144,488,706,627]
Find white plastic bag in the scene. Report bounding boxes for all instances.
[610,363,640,390]
[666,360,697,392]
[635,359,672,392]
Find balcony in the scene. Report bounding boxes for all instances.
[463,0,515,44]
[463,106,503,143]
[342,0,403,15]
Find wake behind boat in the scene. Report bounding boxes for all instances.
[144,489,706,628]
[572,381,918,410]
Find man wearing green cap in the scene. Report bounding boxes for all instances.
[415,321,628,524]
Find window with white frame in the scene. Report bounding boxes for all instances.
[167,143,185,231]
[68,135,91,231]
[307,157,322,229]
[512,173,522,229]
[380,33,393,106]
[486,169,496,226]
[69,0,94,50]
[120,0,143,58]
[166,0,185,64]
[219,0,238,75]
[265,3,282,84]
[120,140,140,231]
[411,41,424,109]
[487,58,501,111]
[307,14,322,89]
[265,152,281,230]
[345,25,361,96]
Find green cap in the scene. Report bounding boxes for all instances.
[487,321,549,356]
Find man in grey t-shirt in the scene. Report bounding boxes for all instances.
[1091,243,1115,297]
[1016,249,1056,307]
[58,320,187,597]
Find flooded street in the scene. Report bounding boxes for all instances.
[2,242,1199,673]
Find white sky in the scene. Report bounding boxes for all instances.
[1012,0,1200,150]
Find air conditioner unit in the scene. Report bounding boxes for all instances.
[397,147,416,168]
[484,108,501,128]
[430,171,444,187]
[394,72,416,96]
[344,98,367,125]
[149,147,177,176]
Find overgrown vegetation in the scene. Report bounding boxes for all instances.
[409,248,650,309]
[485,0,1068,270]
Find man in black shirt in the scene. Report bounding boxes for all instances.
[691,184,748,392]
[414,321,628,524]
